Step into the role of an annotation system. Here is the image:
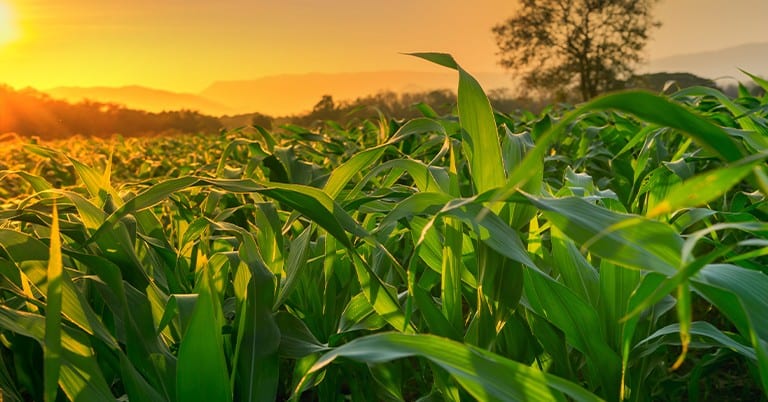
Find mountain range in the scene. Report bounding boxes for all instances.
[647,42,768,82]
[47,71,510,117]
[41,42,768,117]
[46,85,235,116]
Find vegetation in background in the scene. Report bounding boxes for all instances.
[0,85,223,139]
[493,0,660,101]
[220,90,460,132]
[625,72,718,93]
[248,90,546,130]
[1,56,768,401]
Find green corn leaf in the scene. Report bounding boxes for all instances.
[86,178,365,250]
[524,195,682,275]
[118,353,166,402]
[297,332,603,402]
[211,224,280,402]
[524,269,622,399]
[598,260,641,352]
[67,157,121,205]
[14,246,121,353]
[350,252,415,334]
[648,153,768,217]
[22,144,122,203]
[496,91,744,206]
[409,53,506,196]
[60,190,151,290]
[275,312,329,359]
[441,215,464,335]
[411,283,462,340]
[216,138,271,177]
[637,321,756,362]
[741,69,768,93]
[44,204,62,402]
[324,144,389,199]
[353,159,449,194]
[0,229,50,262]
[673,86,768,136]
[1,170,54,196]
[324,118,446,200]
[549,226,599,305]
[338,293,386,333]
[588,91,744,161]
[66,250,175,400]
[275,226,313,307]
[671,283,692,370]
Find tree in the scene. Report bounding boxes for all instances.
[492,0,660,101]
[312,95,336,115]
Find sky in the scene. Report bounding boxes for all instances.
[0,0,767,93]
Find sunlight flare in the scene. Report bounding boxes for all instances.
[0,1,19,46]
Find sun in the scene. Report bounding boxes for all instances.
[0,1,19,46]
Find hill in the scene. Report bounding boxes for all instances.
[46,85,234,116]
[648,42,768,81]
[41,71,511,117]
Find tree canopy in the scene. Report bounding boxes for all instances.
[493,0,660,101]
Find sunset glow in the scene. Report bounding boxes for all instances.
[0,1,18,46]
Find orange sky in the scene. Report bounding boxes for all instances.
[1,0,767,93]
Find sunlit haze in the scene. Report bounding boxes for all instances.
[1,0,767,114]
[0,1,19,46]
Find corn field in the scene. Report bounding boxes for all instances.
[0,54,767,401]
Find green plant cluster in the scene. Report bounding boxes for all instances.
[1,54,767,401]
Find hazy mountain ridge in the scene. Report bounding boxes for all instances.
[35,43,768,117]
[46,85,235,116]
[42,71,510,117]
[647,42,768,81]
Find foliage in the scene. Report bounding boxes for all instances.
[1,55,768,402]
[493,0,660,101]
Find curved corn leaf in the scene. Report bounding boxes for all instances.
[298,332,603,402]
[409,53,506,196]
[523,195,682,275]
[637,321,756,362]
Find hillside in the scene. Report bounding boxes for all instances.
[46,85,234,116]
[40,72,510,117]
[648,42,768,81]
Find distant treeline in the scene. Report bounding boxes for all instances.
[0,85,222,139]
[1,85,514,139]
[220,89,548,131]
[2,71,757,139]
